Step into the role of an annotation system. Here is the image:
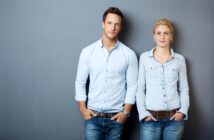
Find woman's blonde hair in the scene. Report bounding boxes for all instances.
[152,18,174,42]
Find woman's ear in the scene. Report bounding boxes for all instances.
[170,36,173,43]
[153,34,156,43]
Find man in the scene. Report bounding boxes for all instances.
[75,7,138,140]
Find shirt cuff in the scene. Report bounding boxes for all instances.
[178,108,188,120]
[75,95,87,101]
[139,110,151,121]
[125,97,135,104]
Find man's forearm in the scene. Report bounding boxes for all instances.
[123,103,132,112]
[78,101,87,112]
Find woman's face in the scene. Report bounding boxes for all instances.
[153,25,172,48]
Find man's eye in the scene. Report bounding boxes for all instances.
[115,24,121,27]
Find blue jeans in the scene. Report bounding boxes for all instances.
[84,117,123,140]
[140,119,184,140]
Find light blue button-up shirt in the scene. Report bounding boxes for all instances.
[136,48,189,121]
[75,39,138,113]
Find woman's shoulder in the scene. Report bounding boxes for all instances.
[140,49,153,58]
[173,52,185,60]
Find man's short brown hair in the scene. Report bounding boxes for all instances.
[103,7,124,25]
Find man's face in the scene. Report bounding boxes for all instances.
[102,13,122,40]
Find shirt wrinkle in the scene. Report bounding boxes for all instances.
[76,39,138,113]
[136,47,189,121]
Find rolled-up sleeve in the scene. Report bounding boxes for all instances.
[124,52,138,104]
[178,58,190,118]
[136,54,151,121]
[75,50,89,101]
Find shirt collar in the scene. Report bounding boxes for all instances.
[148,47,175,58]
[97,39,103,48]
[98,39,119,49]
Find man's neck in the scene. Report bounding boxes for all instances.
[102,36,117,49]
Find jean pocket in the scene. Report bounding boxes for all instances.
[143,119,154,123]
[172,118,184,122]
[113,120,124,125]
[85,116,94,121]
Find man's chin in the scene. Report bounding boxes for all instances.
[104,33,118,41]
[108,36,117,40]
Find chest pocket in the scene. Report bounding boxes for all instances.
[165,66,180,81]
[146,66,162,79]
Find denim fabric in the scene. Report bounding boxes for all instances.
[136,48,189,121]
[140,118,184,140]
[84,117,123,140]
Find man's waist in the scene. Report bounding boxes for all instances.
[91,110,119,118]
[87,104,124,113]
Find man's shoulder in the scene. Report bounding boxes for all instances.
[83,40,100,50]
[118,41,136,55]
[81,39,101,55]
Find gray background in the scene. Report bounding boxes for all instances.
[0,0,213,140]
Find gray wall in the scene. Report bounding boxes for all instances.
[0,0,213,140]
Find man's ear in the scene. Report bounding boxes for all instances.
[102,22,104,29]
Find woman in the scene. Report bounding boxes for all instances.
[136,18,190,140]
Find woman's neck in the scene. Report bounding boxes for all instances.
[155,46,170,54]
[154,46,171,64]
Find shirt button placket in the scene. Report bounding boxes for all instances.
[103,54,109,107]
[161,65,165,90]
[161,65,167,107]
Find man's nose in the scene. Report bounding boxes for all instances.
[111,24,116,30]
